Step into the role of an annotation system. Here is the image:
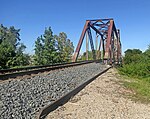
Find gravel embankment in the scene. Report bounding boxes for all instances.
[0,63,107,119]
[46,68,150,119]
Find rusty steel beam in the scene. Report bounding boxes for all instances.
[89,23,103,37]
[104,19,113,63]
[97,36,103,60]
[87,28,96,60]
[86,31,89,60]
[117,29,122,63]
[72,21,89,62]
[113,22,119,39]
[72,18,122,64]
[94,24,108,28]
[87,18,113,22]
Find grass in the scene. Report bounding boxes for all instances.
[118,71,150,103]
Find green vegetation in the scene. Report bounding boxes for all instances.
[34,27,74,65]
[123,77,150,103]
[80,50,102,61]
[0,24,30,69]
[80,51,95,60]
[119,45,150,103]
[120,48,150,78]
[0,25,74,69]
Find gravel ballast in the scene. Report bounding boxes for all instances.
[46,68,150,119]
[0,63,107,119]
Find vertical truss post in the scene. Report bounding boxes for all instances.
[86,31,89,60]
[95,33,98,59]
[97,36,102,60]
[87,28,96,60]
[113,31,118,64]
[104,20,113,64]
[117,29,122,64]
[98,36,101,52]
[116,29,118,64]
[102,37,105,62]
[112,36,115,63]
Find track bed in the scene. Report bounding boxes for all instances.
[0,63,107,119]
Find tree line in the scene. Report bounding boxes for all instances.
[0,25,74,69]
[119,46,150,78]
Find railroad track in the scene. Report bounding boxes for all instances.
[0,60,98,80]
[0,61,110,119]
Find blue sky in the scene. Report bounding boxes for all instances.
[1,0,150,55]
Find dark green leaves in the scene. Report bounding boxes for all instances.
[120,46,150,78]
[34,28,74,65]
[0,24,30,69]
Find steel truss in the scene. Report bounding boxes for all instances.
[72,18,122,64]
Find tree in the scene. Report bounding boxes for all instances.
[0,24,29,68]
[81,51,94,60]
[124,49,142,64]
[55,32,74,62]
[144,44,150,58]
[120,47,150,77]
[8,43,30,67]
[34,36,44,65]
[43,27,57,64]
[34,29,74,65]
[143,44,150,72]
[34,27,57,65]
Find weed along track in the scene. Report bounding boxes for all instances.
[0,62,109,119]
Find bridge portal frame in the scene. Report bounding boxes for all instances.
[72,18,122,64]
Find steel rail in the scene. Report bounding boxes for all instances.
[37,66,111,119]
[0,60,97,74]
[0,60,101,80]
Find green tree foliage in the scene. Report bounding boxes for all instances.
[124,49,142,64]
[34,36,44,65]
[55,32,74,62]
[9,43,30,67]
[119,47,150,78]
[34,27,56,65]
[80,51,95,60]
[34,28,74,65]
[0,24,30,69]
[144,45,150,59]
[144,45,150,72]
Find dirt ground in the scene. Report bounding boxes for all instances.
[46,68,150,119]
